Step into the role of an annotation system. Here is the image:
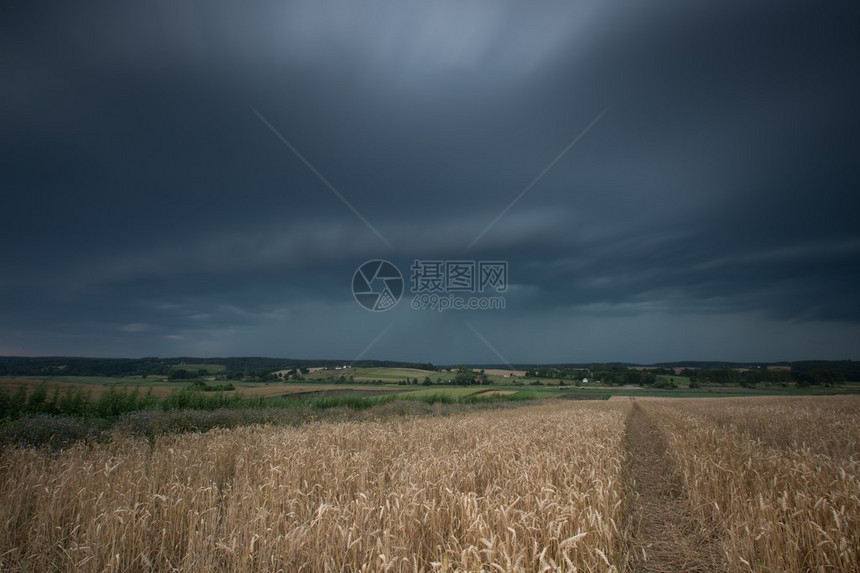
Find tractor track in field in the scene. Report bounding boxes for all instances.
[625,402,727,572]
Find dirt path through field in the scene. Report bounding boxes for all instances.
[625,402,726,572]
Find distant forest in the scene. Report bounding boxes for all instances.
[0,357,857,387]
[0,357,434,379]
[522,362,857,387]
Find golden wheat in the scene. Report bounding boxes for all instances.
[0,402,630,572]
[4,397,858,571]
[670,396,860,460]
[645,398,860,571]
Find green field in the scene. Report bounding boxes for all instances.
[554,382,860,399]
[307,367,456,383]
[3,369,859,406]
[400,387,487,398]
[169,363,226,374]
[3,370,860,451]
[656,374,692,387]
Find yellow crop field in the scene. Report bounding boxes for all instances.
[645,398,860,571]
[0,402,630,571]
[0,397,857,571]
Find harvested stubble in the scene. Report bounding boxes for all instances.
[0,401,630,572]
[645,398,860,571]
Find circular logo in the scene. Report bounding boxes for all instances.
[352,260,404,311]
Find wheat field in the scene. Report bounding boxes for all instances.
[1,397,858,571]
[645,398,860,571]
[0,402,630,571]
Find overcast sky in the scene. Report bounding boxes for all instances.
[2,0,859,363]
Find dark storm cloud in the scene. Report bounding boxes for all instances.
[1,0,859,360]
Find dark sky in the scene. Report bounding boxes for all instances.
[2,0,859,363]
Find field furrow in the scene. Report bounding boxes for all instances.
[625,402,726,572]
[646,399,860,571]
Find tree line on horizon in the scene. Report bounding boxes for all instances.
[0,357,857,387]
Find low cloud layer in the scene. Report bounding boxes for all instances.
[2,0,859,361]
